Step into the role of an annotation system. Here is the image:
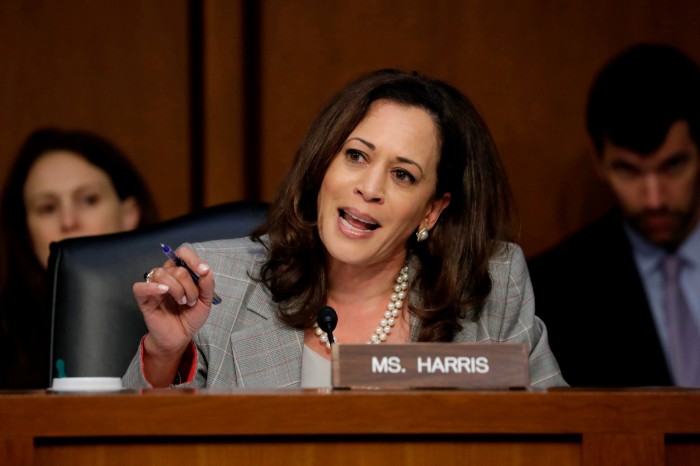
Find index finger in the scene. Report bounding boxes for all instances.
[173,245,210,275]
[174,245,217,304]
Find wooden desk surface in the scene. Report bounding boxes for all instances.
[2,387,699,466]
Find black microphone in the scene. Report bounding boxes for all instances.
[316,306,338,345]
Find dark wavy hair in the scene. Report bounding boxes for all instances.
[587,43,700,155]
[0,127,158,388]
[252,69,515,342]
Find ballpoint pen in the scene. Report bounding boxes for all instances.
[160,243,222,305]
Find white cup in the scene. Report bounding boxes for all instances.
[51,377,123,392]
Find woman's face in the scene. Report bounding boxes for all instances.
[23,150,140,268]
[317,99,451,270]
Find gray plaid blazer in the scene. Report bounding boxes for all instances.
[123,237,566,389]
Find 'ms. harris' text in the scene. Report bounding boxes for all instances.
[371,356,490,374]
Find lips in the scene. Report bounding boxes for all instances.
[339,209,380,231]
[640,212,675,231]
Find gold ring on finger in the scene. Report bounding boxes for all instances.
[144,269,157,283]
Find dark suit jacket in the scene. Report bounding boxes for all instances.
[528,210,673,387]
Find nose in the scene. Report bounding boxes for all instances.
[59,205,80,232]
[354,167,385,203]
[641,174,665,210]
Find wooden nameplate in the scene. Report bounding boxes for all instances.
[331,343,529,389]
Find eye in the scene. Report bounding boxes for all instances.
[80,193,102,207]
[34,202,58,215]
[345,148,367,164]
[610,162,640,179]
[661,155,689,176]
[392,168,416,185]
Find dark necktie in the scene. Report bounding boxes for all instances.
[662,255,700,386]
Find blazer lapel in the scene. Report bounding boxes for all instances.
[230,282,304,388]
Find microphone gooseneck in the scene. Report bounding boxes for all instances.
[316,306,338,345]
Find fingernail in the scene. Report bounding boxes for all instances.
[158,284,169,292]
[180,296,187,305]
[188,300,197,307]
[198,263,210,273]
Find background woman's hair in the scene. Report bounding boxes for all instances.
[253,69,515,341]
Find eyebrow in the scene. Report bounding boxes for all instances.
[664,151,691,161]
[347,137,425,176]
[610,150,691,167]
[348,137,375,150]
[609,159,637,169]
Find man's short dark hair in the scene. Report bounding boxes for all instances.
[586,43,700,155]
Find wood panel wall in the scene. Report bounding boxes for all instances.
[2,0,700,256]
[254,0,700,256]
[0,0,191,220]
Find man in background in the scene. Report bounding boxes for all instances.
[528,43,700,387]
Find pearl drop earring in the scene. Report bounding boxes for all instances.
[416,227,429,242]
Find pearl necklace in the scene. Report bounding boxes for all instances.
[314,264,409,350]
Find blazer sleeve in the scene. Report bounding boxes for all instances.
[483,243,568,388]
[122,340,151,388]
[122,336,204,389]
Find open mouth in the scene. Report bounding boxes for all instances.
[339,209,380,232]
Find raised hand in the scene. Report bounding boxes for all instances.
[132,246,216,386]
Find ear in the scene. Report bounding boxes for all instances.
[119,196,141,231]
[421,192,451,230]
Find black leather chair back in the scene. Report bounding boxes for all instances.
[48,201,268,381]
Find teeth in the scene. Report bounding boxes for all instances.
[345,210,378,227]
[340,215,372,232]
